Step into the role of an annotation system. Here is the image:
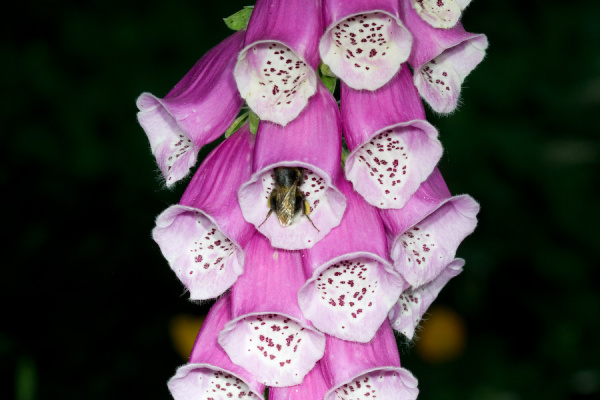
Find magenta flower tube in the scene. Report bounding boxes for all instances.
[298,177,404,342]
[269,363,329,400]
[234,0,323,126]
[399,0,487,114]
[341,65,443,209]
[168,293,265,400]
[219,234,326,387]
[238,83,346,250]
[152,126,256,300]
[380,182,479,288]
[321,320,419,400]
[389,258,464,339]
[320,0,413,90]
[408,0,472,29]
[136,30,245,186]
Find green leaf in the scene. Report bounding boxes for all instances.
[223,6,254,31]
[249,111,260,135]
[319,62,336,78]
[321,75,337,95]
[224,112,249,138]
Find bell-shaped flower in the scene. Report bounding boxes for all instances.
[399,0,488,114]
[320,0,413,90]
[168,293,265,400]
[269,363,329,400]
[219,234,326,387]
[321,320,419,400]
[299,177,404,342]
[234,0,323,126]
[341,65,443,210]
[238,83,347,250]
[137,30,245,186]
[380,169,479,288]
[408,0,472,29]
[152,126,256,300]
[389,258,464,340]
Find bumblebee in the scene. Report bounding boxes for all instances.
[258,167,319,231]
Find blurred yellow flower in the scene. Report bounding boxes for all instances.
[415,305,466,363]
[169,314,206,360]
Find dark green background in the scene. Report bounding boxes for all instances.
[3,0,599,399]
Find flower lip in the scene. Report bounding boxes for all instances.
[168,363,264,400]
[324,366,419,400]
[319,7,413,90]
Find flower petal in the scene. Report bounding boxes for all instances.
[235,0,323,126]
[269,363,329,400]
[384,194,479,288]
[238,83,346,250]
[342,66,443,209]
[389,258,464,339]
[136,30,245,186]
[321,320,419,400]
[299,178,404,342]
[320,0,413,90]
[400,0,487,113]
[409,0,462,29]
[153,126,256,300]
[219,235,325,387]
[168,294,265,400]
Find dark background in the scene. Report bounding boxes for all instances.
[3,0,599,399]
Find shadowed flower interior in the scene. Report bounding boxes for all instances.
[235,42,317,126]
[320,12,412,90]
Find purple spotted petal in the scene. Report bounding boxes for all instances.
[219,234,326,387]
[321,320,419,400]
[389,258,464,339]
[299,177,404,342]
[399,0,487,114]
[152,126,256,300]
[342,65,443,209]
[168,294,265,400]
[269,363,329,400]
[383,194,479,288]
[408,0,470,29]
[320,0,412,90]
[136,30,244,186]
[235,0,323,126]
[238,83,346,250]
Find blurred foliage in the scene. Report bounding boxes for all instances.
[1,0,599,399]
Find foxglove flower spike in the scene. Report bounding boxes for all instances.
[168,293,265,400]
[299,177,404,342]
[320,0,413,90]
[153,126,256,300]
[235,0,323,126]
[238,83,346,250]
[321,320,419,400]
[137,30,245,186]
[219,234,326,387]
[399,0,487,113]
[389,258,464,339]
[342,65,443,209]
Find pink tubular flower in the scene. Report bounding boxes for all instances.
[298,177,404,343]
[408,0,472,29]
[399,0,488,114]
[168,293,265,400]
[238,83,347,250]
[152,126,256,300]
[379,169,479,288]
[341,64,443,210]
[320,0,413,90]
[136,30,245,186]
[389,258,464,339]
[218,234,326,387]
[269,363,329,400]
[234,0,323,126]
[321,320,419,400]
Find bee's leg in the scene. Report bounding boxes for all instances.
[258,190,277,229]
[295,189,319,232]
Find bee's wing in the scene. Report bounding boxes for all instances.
[275,184,297,226]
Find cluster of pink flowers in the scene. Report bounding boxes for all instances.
[136,0,486,398]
